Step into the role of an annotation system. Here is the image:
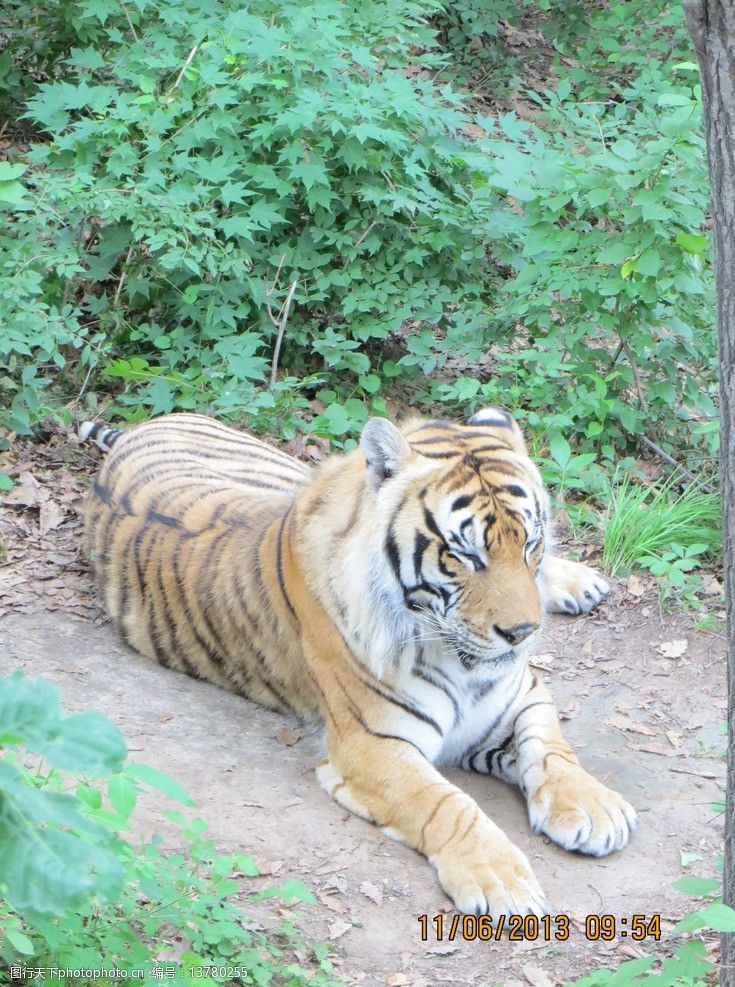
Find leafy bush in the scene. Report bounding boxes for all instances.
[0,0,717,482]
[452,66,714,467]
[1,0,500,440]
[0,674,338,986]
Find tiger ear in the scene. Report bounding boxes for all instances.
[360,418,409,490]
[467,406,527,453]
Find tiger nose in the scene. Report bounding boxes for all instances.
[494,622,537,646]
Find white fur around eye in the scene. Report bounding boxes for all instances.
[449,545,486,573]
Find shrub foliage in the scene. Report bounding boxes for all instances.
[0,674,337,985]
[0,0,716,469]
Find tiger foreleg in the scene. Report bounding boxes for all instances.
[539,553,610,616]
[318,732,549,918]
[472,678,637,856]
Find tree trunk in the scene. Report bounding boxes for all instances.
[684,1,735,982]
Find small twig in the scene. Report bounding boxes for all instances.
[670,766,721,780]
[169,46,198,95]
[113,244,134,306]
[352,220,378,254]
[588,883,605,912]
[69,331,110,413]
[268,280,298,388]
[342,221,378,268]
[620,337,648,413]
[637,435,716,494]
[72,361,96,413]
[264,254,286,322]
[121,4,140,42]
[594,116,607,151]
[608,339,624,369]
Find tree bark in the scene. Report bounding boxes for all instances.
[684,1,735,982]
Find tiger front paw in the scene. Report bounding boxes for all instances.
[541,555,611,616]
[528,766,637,856]
[432,824,549,917]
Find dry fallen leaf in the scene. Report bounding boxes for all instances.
[386,975,411,987]
[157,711,173,723]
[607,713,657,737]
[616,941,648,960]
[359,881,383,907]
[600,659,627,674]
[39,499,66,535]
[627,740,678,757]
[313,862,349,877]
[275,727,301,746]
[702,574,723,596]
[257,859,284,876]
[316,892,348,915]
[626,574,646,597]
[521,962,556,987]
[529,652,554,670]
[560,697,583,720]
[665,729,683,749]
[657,639,688,659]
[328,919,352,941]
[4,472,47,508]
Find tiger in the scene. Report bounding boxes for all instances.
[79,408,636,917]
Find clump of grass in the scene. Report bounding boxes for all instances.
[603,474,721,577]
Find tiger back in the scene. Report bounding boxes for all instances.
[83,413,321,717]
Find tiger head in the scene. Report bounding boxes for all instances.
[360,408,548,671]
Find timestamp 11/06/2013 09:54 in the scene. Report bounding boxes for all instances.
[418,914,662,943]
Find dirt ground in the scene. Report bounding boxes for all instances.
[0,430,727,986]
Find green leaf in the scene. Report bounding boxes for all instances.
[0,471,14,491]
[107,774,138,823]
[41,712,127,775]
[0,180,28,205]
[548,433,572,469]
[318,403,351,437]
[610,139,637,161]
[620,260,635,279]
[5,930,35,955]
[79,0,113,22]
[676,231,708,254]
[252,878,316,904]
[359,373,381,394]
[0,762,122,922]
[556,78,572,101]
[680,850,703,868]
[0,162,27,181]
[676,901,735,933]
[657,92,693,107]
[673,876,721,896]
[634,249,660,277]
[124,764,196,806]
[290,159,329,192]
[453,377,481,400]
[0,675,62,748]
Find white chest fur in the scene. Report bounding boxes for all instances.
[373,644,534,767]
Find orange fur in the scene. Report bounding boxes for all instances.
[82,410,634,915]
